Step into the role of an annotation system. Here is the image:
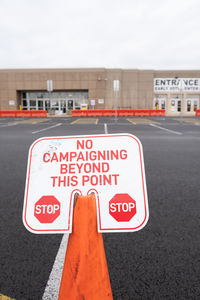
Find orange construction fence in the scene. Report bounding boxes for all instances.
[196,109,200,116]
[0,110,47,117]
[72,109,165,117]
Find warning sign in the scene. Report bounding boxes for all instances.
[23,134,149,233]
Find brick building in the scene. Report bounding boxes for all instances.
[0,68,199,116]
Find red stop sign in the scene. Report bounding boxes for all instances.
[34,196,60,223]
[109,194,136,222]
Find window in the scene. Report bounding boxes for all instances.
[194,101,198,111]
[161,100,165,109]
[187,100,191,112]
[21,91,88,110]
[30,100,36,109]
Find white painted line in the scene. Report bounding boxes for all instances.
[42,234,69,300]
[104,123,108,134]
[32,123,62,134]
[150,123,182,135]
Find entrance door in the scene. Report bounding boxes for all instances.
[186,97,199,113]
[170,96,182,114]
[60,100,67,113]
[67,100,74,110]
[38,100,44,110]
[45,100,50,111]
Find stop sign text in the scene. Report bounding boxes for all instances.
[109,194,136,222]
[34,195,60,223]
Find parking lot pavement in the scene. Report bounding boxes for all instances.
[0,117,200,299]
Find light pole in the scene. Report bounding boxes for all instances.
[47,80,53,113]
[113,80,119,122]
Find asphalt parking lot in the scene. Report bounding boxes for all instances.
[0,116,200,300]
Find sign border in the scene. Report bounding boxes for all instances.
[23,134,149,233]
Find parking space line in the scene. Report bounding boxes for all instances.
[173,118,200,126]
[71,119,80,124]
[30,118,50,124]
[32,123,62,134]
[150,123,182,135]
[42,234,69,300]
[126,118,136,125]
[104,123,108,134]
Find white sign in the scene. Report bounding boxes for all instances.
[113,80,120,91]
[154,78,200,92]
[90,99,95,106]
[47,80,53,92]
[9,100,15,106]
[98,99,104,104]
[23,134,149,234]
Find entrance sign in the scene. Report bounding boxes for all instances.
[23,134,149,234]
[154,78,200,92]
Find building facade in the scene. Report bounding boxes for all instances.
[0,68,200,116]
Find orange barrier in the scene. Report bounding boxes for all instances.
[0,110,47,117]
[196,109,200,116]
[72,109,165,117]
[58,194,113,300]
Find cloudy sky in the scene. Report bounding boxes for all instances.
[0,0,200,69]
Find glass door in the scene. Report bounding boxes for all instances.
[186,95,199,113]
[60,100,67,113]
[38,100,44,110]
[170,96,182,114]
[194,100,199,111]
[154,95,166,110]
[67,100,74,110]
[45,100,50,111]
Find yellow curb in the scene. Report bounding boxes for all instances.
[127,118,160,125]
[0,294,15,300]
[127,118,136,125]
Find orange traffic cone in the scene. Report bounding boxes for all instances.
[58,193,113,300]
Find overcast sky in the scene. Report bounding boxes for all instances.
[0,0,200,70]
